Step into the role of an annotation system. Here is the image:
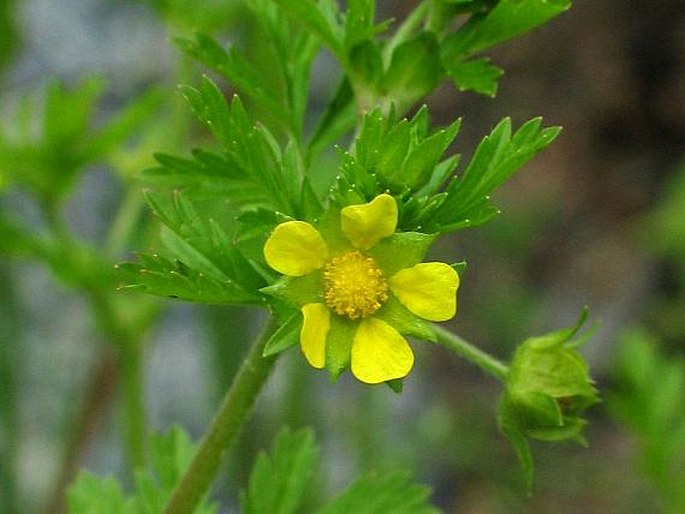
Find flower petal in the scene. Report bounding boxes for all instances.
[300,303,330,369]
[388,262,459,322]
[351,317,414,384]
[341,194,398,250]
[264,221,328,276]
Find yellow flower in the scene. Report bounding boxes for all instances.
[263,194,459,384]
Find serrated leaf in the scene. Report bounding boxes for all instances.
[400,119,461,190]
[143,190,266,291]
[442,0,571,59]
[68,427,218,514]
[423,117,561,232]
[117,254,261,304]
[177,34,292,130]
[315,471,439,514]
[67,473,127,514]
[149,427,195,489]
[146,86,298,215]
[445,57,504,97]
[241,428,320,514]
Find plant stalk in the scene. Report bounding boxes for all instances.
[162,316,279,514]
[433,325,509,381]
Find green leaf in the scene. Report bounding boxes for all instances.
[149,426,197,489]
[349,40,384,90]
[445,57,504,97]
[337,107,461,202]
[177,34,292,130]
[67,427,217,514]
[424,117,561,233]
[241,428,320,514]
[400,119,461,190]
[146,87,299,215]
[307,78,357,157]
[381,32,442,108]
[315,471,439,514]
[67,473,127,514]
[116,253,262,304]
[143,190,266,291]
[0,78,159,200]
[270,0,344,59]
[442,0,571,59]
[343,0,391,50]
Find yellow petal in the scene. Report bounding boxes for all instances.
[351,317,414,384]
[341,194,398,250]
[263,221,328,276]
[300,303,330,369]
[388,262,459,322]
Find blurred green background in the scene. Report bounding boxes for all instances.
[1,1,685,513]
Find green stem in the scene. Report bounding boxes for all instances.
[433,325,509,381]
[104,187,145,258]
[90,292,147,470]
[0,262,20,514]
[120,339,146,470]
[162,317,279,514]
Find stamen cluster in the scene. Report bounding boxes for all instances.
[324,251,389,319]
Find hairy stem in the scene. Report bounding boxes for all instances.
[433,325,509,381]
[162,317,279,514]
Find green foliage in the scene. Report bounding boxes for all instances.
[68,427,438,514]
[315,472,439,514]
[417,117,561,233]
[608,329,685,512]
[441,0,571,59]
[240,428,319,514]
[117,190,266,304]
[0,78,161,200]
[0,0,589,509]
[646,160,685,263]
[67,427,218,514]
[144,80,320,220]
[445,57,504,97]
[240,427,439,514]
[498,309,599,490]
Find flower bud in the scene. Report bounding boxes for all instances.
[498,310,600,443]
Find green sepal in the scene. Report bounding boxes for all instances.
[261,271,324,308]
[325,315,357,380]
[385,378,404,393]
[452,261,467,276]
[499,425,534,495]
[263,311,302,357]
[368,232,438,277]
[377,296,437,343]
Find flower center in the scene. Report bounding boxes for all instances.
[324,251,389,320]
